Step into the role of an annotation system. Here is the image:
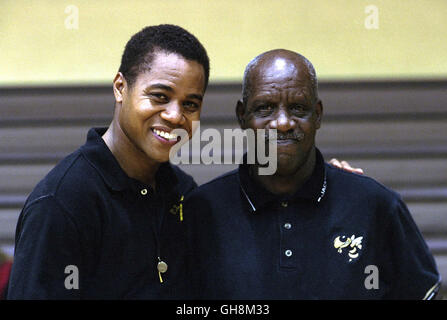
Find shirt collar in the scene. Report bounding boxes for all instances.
[238,147,327,213]
[80,127,179,195]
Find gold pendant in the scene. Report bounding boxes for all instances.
[157,260,168,273]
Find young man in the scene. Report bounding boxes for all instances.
[7,24,209,299]
[187,49,441,299]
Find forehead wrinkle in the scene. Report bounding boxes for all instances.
[261,66,295,80]
[253,76,311,97]
[256,65,310,87]
[252,87,310,105]
[293,88,313,104]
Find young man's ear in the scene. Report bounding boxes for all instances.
[113,72,127,104]
[236,99,246,129]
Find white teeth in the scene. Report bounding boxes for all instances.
[153,129,177,140]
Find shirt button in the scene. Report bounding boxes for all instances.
[140,188,148,195]
[281,201,288,208]
[284,223,292,230]
[285,249,293,257]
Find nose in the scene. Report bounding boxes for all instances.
[160,101,185,126]
[270,108,296,132]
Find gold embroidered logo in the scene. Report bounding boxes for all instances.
[169,195,184,222]
[334,235,363,262]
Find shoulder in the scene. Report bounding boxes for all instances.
[185,169,239,206]
[15,193,80,249]
[188,168,239,199]
[25,149,105,219]
[184,169,240,226]
[26,150,81,201]
[325,163,400,203]
[169,165,198,196]
[324,163,413,232]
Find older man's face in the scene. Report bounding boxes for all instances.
[239,57,322,176]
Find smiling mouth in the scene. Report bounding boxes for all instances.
[151,128,179,142]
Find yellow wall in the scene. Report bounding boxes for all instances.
[1,0,446,85]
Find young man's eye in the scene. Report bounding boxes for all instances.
[150,93,168,101]
[183,101,200,111]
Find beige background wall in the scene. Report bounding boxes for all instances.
[1,0,447,86]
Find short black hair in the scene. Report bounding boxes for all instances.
[118,24,210,89]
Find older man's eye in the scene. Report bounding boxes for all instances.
[290,104,309,116]
[290,104,304,111]
[254,105,274,114]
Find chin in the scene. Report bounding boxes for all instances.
[142,139,173,163]
[142,148,171,164]
[275,164,300,176]
[154,154,171,164]
[275,154,308,176]
[275,161,301,176]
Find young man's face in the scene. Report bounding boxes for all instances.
[114,51,205,163]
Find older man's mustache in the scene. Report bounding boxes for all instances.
[264,131,305,141]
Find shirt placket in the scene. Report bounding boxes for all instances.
[278,199,298,270]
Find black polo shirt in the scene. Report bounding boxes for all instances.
[187,148,441,299]
[7,128,197,299]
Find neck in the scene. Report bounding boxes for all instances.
[102,121,160,188]
[251,147,316,196]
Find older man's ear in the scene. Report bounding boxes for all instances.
[315,100,323,129]
[236,99,247,129]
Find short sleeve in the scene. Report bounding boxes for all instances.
[384,197,441,299]
[7,196,82,299]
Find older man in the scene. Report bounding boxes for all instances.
[187,49,441,299]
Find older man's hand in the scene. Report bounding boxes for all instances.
[329,159,364,175]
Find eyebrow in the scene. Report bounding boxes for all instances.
[148,83,173,91]
[187,93,203,101]
[251,98,272,105]
[147,83,203,101]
